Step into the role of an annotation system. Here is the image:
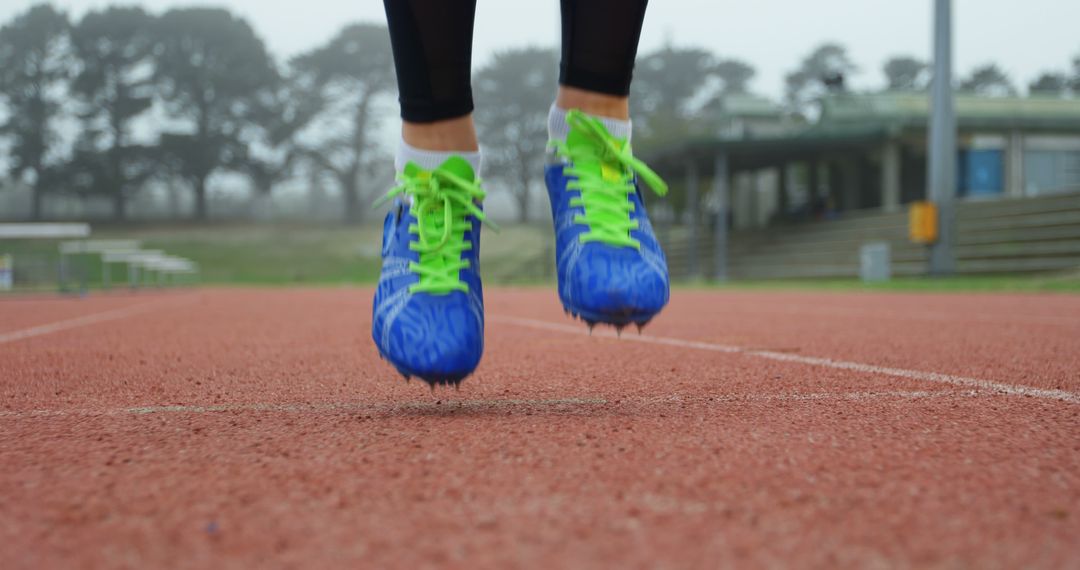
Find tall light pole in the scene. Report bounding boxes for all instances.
[927,0,957,275]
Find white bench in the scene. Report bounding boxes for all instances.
[102,250,199,288]
[60,240,144,289]
[0,224,199,292]
[0,223,91,239]
[0,224,92,291]
[59,239,141,255]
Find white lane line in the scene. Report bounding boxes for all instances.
[635,390,980,404]
[710,389,983,403]
[491,315,1080,405]
[0,398,609,418]
[0,295,197,345]
[0,391,984,418]
[126,398,609,416]
[717,302,1080,328]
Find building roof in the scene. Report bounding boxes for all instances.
[650,126,892,173]
[719,94,785,119]
[648,93,1080,173]
[819,92,1080,131]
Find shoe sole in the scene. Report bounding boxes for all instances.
[376,348,474,388]
[562,303,660,334]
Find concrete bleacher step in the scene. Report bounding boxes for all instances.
[725,249,1080,278]
[958,210,1080,233]
[957,192,1080,220]
[730,234,914,256]
[956,240,1080,259]
[734,217,909,243]
[713,191,1080,278]
[957,257,1080,273]
[958,225,1080,245]
[730,261,928,280]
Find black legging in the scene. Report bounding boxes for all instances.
[383,0,649,123]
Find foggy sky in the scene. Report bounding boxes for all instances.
[4,0,1078,99]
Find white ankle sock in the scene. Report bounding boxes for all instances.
[395,138,482,177]
[547,104,632,144]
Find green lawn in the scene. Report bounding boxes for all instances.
[1,223,554,288]
[686,274,1080,293]
[3,223,1078,293]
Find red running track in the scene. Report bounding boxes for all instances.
[2,287,1079,568]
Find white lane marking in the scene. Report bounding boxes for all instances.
[0,398,609,418]
[0,391,985,418]
[127,398,609,415]
[0,295,196,345]
[716,302,1080,328]
[491,315,1080,405]
[634,390,981,405]
[709,389,983,403]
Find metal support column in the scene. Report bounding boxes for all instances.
[927,0,957,275]
[882,140,902,212]
[58,253,69,293]
[777,164,790,219]
[1006,130,1024,198]
[686,160,701,279]
[712,153,729,282]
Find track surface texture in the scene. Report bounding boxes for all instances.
[2,287,1079,569]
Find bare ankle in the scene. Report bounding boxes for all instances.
[556,86,630,120]
[402,114,479,152]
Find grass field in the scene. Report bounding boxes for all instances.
[703,274,1080,293]
[3,222,1079,292]
[0,223,555,288]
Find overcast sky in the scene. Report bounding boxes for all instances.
[4,0,1079,99]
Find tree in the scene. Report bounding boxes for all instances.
[784,43,856,118]
[292,23,395,224]
[883,55,928,91]
[1029,72,1069,96]
[1072,55,1080,93]
[632,46,717,125]
[959,64,1016,97]
[693,58,759,146]
[69,6,157,220]
[59,137,156,219]
[630,45,736,152]
[228,77,318,218]
[153,8,278,219]
[714,59,756,95]
[631,46,755,219]
[472,48,557,223]
[0,4,72,220]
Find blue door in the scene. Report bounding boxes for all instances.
[962,149,1004,197]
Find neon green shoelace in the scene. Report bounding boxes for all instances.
[375,158,495,294]
[550,109,668,249]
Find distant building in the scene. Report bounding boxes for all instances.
[654,92,1080,230]
[713,93,793,140]
[648,92,1080,278]
[816,92,1080,206]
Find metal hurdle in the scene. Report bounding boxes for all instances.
[58,239,142,292]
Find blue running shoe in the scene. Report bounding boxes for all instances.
[545,110,670,332]
[372,156,492,387]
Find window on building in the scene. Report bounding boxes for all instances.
[1024,136,1080,196]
